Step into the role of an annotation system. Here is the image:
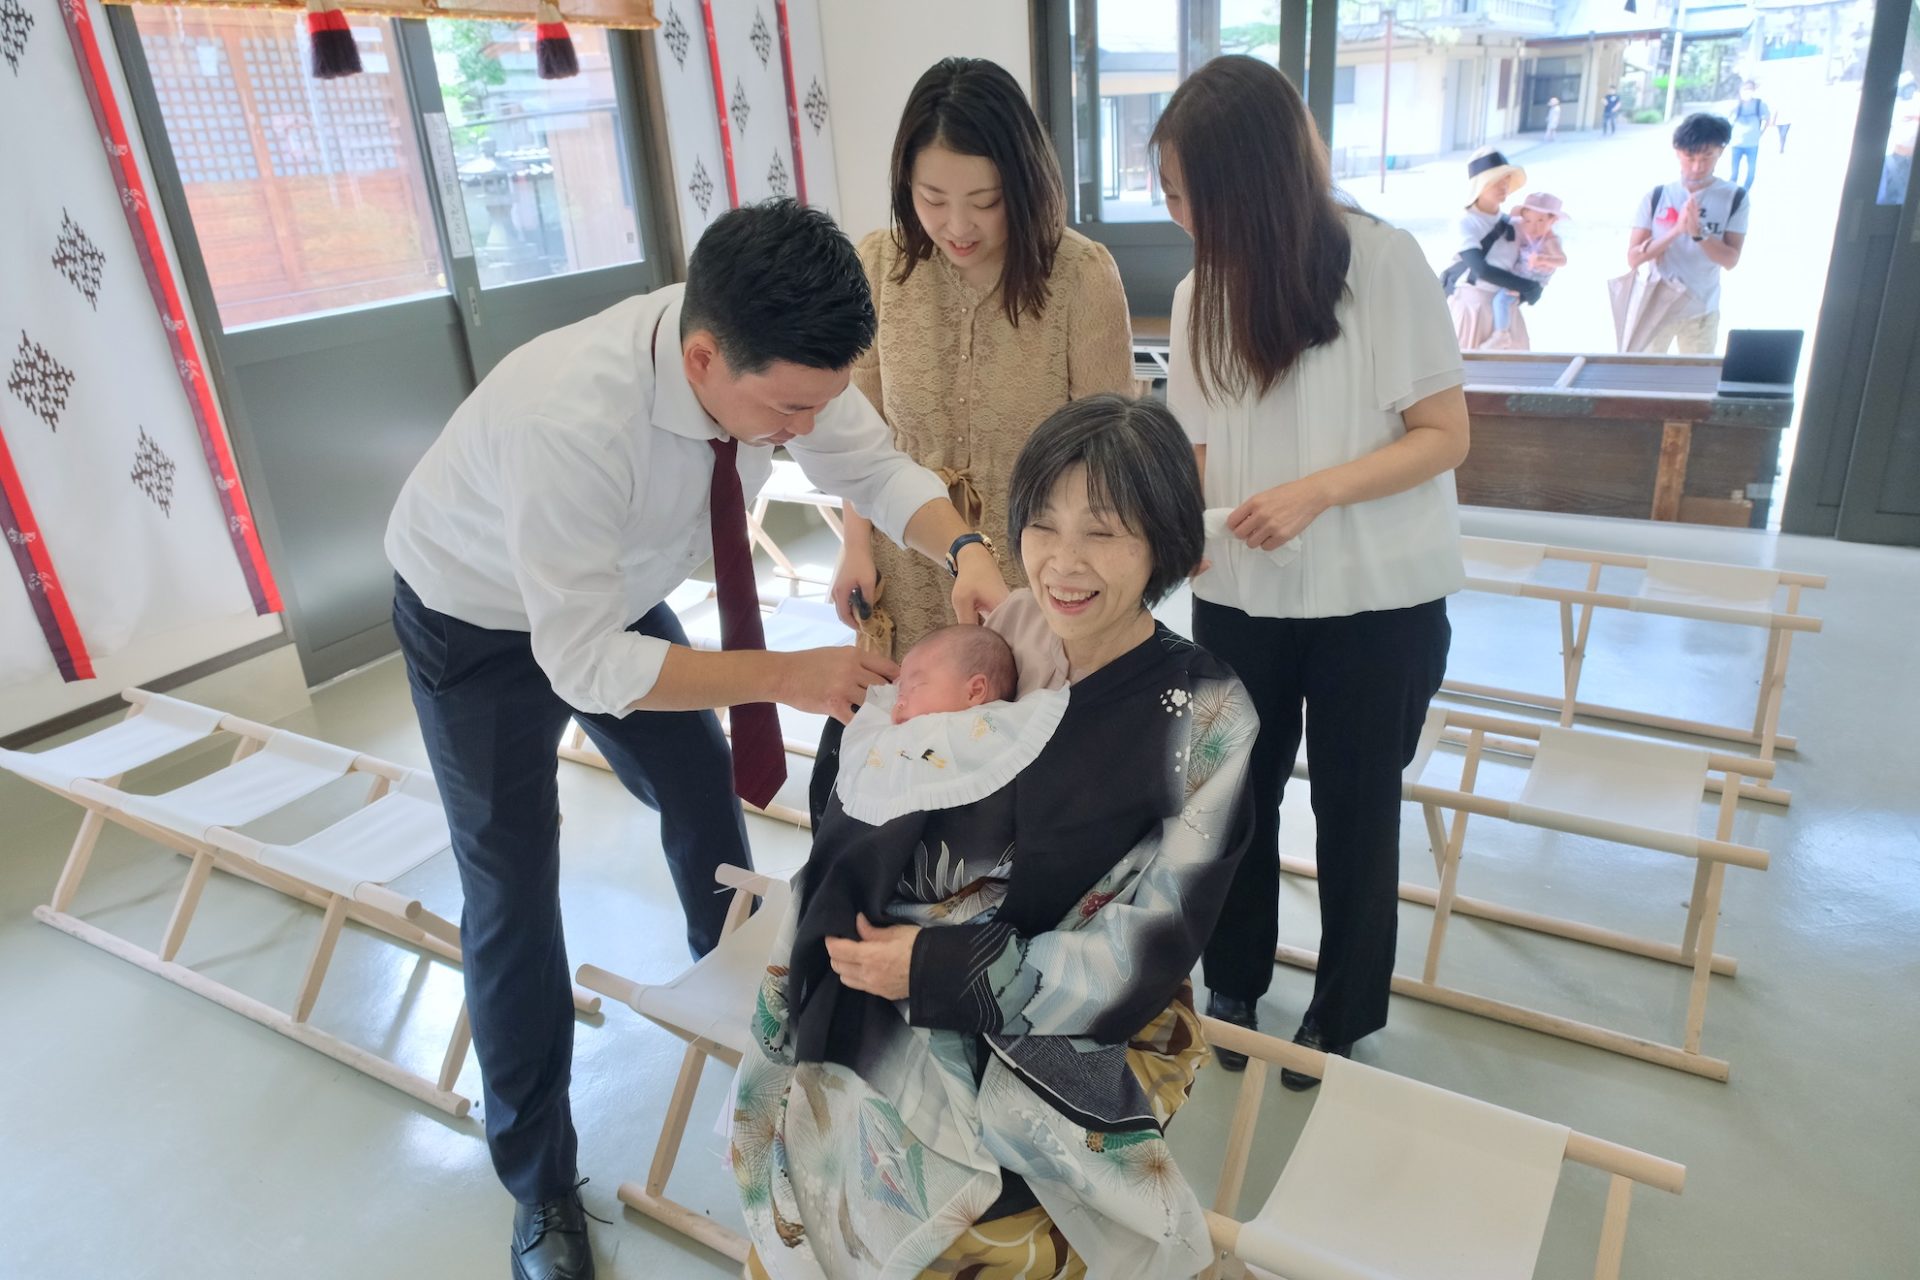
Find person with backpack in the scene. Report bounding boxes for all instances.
[1727,79,1771,189]
[1625,113,1751,353]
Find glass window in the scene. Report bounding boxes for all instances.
[1067,0,1299,223]
[132,6,448,330]
[1876,4,1920,205]
[426,20,643,289]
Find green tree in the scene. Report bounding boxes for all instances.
[428,19,507,123]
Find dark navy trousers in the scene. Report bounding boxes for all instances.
[392,577,750,1204]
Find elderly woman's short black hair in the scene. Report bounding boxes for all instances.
[1007,394,1205,608]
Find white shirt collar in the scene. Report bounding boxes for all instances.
[648,292,728,444]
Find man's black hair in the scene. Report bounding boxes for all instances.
[680,199,876,374]
[1673,112,1734,152]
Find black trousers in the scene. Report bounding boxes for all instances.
[1194,596,1450,1046]
[391,577,751,1204]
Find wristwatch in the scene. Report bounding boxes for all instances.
[946,532,994,577]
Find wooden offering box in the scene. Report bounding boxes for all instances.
[1456,352,1792,528]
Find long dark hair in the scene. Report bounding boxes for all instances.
[1150,56,1352,402]
[888,57,1066,327]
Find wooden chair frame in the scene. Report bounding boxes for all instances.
[1200,1016,1686,1280]
[746,459,845,596]
[20,690,598,1118]
[1283,708,1772,1081]
[1448,539,1824,805]
[574,864,780,1264]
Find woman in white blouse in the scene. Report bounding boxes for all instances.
[1152,56,1467,1086]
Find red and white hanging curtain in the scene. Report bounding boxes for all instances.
[1,0,281,687]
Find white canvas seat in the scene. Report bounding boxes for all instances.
[82,729,359,840]
[1284,706,1772,1079]
[576,865,791,1263]
[0,692,223,795]
[205,770,452,904]
[1203,1019,1685,1280]
[23,688,597,1120]
[1448,537,1823,803]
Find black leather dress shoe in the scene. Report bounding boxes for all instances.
[511,1183,597,1280]
[1206,992,1258,1072]
[1280,1020,1353,1092]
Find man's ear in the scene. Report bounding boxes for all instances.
[683,330,720,387]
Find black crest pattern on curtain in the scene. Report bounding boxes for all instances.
[661,3,690,67]
[130,427,177,516]
[804,77,827,133]
[730,77,750,134]
[52,210,106,310]
[1,0,32,75]
[748,8,771,65]
[767,149,789,198]
[689,156,715,214]
[7,332,77,430]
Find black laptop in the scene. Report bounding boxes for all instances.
[1717,329,1803,398]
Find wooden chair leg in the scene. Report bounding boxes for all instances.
[438,1001,473,1093]
[292,894,350,1023]
[1211,1062,1268,1217]
[646,1042,712,1197]
[1557,563,1602,728]
[1679,858,1713,961]
[49,806,110,914]
[158,849,215,963]
[1422,803,1449,877]
[1754,590,1800,761]
[1593,1173,1634,1280]
[1423,730,1484,985]
[1682,861,1727,1055]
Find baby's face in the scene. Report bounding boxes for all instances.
[1517,209,1555,238]
[891,645,989,725]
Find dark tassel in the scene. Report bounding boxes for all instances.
[305,0,362,79]
[536,1,578,80]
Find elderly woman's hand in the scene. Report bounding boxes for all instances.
[826,914,922,1001]
[1228,475,1333,550]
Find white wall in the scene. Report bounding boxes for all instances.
[817,0,1033,241]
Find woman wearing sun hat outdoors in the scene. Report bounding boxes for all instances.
[1445,147,1542,351]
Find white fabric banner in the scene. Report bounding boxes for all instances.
[0,0,266,690]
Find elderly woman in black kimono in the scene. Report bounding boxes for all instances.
[733,394,1260,1280]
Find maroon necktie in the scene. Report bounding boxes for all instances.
[707,438,788,808]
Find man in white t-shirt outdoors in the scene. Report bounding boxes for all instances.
[1626,112,1751,354]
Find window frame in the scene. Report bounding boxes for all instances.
[1031,0,1331,316]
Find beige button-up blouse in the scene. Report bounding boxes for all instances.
[851,226,1136,659]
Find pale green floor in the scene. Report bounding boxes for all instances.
[2,507,1916,1279]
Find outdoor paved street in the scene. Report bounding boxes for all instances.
[1329,87,1864,508]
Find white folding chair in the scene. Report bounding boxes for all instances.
[1203,1018,1685,1280]
[575,865,791,1263]
[10,688,597,1117]
[747,459,845,595]
[0,691,225,914]
[1447,537,1823,803]
[1283,707,1772,1080]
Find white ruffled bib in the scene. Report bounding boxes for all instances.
[835,684,1071,826]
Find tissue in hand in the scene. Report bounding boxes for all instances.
[1203,507,1301,565]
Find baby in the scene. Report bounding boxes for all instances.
[889,624,1018,724]
[1492,191,1570,336]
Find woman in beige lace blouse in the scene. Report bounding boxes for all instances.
[829,58,1136,668]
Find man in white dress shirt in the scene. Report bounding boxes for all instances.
[384,201,1007,1280]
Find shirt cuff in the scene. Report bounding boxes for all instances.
[543,630,671,718]
[864,464,952,548]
